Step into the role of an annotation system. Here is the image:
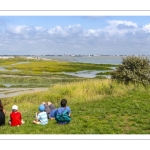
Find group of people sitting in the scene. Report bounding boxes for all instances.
[0,99,71,127]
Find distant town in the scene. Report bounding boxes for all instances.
[0,54,149,59]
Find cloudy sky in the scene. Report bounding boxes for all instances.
[0,16,150,55]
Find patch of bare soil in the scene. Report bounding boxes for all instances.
[0,88,48,98]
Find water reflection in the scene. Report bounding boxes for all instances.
[3,84,11,87]
[11,62,30,65]
[3,83,29,87]
[0,67,7,71]
[63,70,112,78]
[0,67,20,72]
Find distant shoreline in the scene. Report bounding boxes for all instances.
[0,54,149,57]
[1,55,150,65]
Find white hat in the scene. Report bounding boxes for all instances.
[12,105,18,110]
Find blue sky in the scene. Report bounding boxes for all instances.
[0,16,150,55]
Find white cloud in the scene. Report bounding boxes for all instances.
[6,25,31,34]
[48,26,67,36]
[47,24,82,37]
[103,20,138,36]
[1,20,150,55]
[67,24,82,34]
[84,29,102,37]
[143,23,150,32]
[35,26,45,31]
[107,20,137,28]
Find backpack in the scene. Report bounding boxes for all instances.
[55,109,71,123]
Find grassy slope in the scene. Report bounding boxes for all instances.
[1,79,150,134]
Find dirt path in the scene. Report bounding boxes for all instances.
[0,88,48,98]
[0,74,80,79]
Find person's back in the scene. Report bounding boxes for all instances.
[33,104,48,125]
[55,99,71,124]
[10,111,22,126]
[0,100,5,126]
[0,110,5,126]
[57,106,71,116]
[9,105,25,126]
[38,111,48,125]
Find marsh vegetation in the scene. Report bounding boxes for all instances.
[0,57,115,87]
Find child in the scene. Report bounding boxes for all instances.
[0,100,6,126]
[55,99,71,124]
[9,105,25,127]
[33,104,48,125]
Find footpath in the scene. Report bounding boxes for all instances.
[0,88,48,98]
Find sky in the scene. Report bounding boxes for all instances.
[0,16,150,55]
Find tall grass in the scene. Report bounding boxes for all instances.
[3,79,144,109]
[41,79,140,104]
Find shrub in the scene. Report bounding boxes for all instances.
[111,56,150,85]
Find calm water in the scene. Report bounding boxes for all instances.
[3,83,29,87]
[0,67,7,71]
[11,62,30,65]
[0,67,20,72]
[62,70,112,78]
[41,55,150,65]
[1,55,149,83]
[39,55,142,78]
[39,56,121,78]
[40,56,124,65]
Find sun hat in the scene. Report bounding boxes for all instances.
[12,105,18,110]
[39,104,45,112]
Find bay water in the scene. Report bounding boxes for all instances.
[40,55,123,65]
[40,55,124,78]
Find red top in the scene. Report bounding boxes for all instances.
[10,111,22,126]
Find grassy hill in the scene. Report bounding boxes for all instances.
[1,79,150,134]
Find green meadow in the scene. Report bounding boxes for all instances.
[0,57,150,134]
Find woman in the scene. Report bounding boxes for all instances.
[0,100,6,126]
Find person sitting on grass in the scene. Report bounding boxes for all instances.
[9,105,25,127]
[42,101,57,120]
[0,100,6,126]
[33,104,48,125]
[47,101,57,120]
[55,99,71,125]
[42,102,51,118]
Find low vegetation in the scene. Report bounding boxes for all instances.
[0,57,115,87]
[0,57,115,75]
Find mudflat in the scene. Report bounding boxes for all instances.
[0,88,48,98]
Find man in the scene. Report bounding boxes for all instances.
[55,99,71,124]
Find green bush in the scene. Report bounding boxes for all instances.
[111,56,150,85]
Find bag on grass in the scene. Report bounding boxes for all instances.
[55,109,71,123]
